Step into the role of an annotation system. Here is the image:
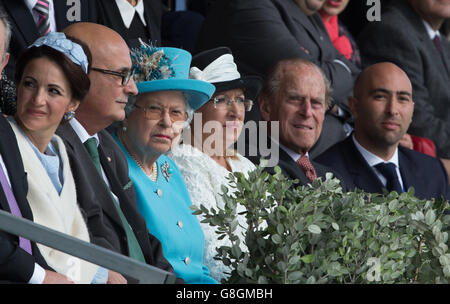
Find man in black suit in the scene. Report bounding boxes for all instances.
[248,58,341,187]
[0,7,72,284]
[316,62,450,201]
[195,0,360,157]
[0,0,98,79]
[358,0,450,179]
[55,22,178,284]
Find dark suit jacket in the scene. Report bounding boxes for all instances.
[315,136,450,201]
[358,0,450,158]
[1,0,98,79]
[96,0,164,48]
[0,115,50,283]
[56,124,176,279]
[195,0,360,109]
[247,137,346,190]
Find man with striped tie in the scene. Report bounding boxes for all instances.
[0,0,98,79]
[0,6,73,284]
[247,58,344,189]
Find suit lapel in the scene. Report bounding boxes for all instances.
[57,124,124,228]
[399,0,450,78]
[286,1,323,55]
[398,148,420,195]
[54,0,70,30]
[3,0,39,47]
[0,117,32,220]
[274,141,311,185]
[342,137,385,193]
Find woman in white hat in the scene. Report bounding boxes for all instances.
[169,47,262,282]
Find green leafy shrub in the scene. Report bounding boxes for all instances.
[192,164,450,284]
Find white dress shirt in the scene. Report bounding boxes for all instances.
[69,118,119,201]
[25,0,57,33]
[270,136,310,162]
[422,19,441,40]
[352,135,405,191]
[115,0,147,28]
[0,154,46,284]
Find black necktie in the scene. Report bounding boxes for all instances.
[374,163,403,193]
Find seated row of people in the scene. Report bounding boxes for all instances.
[0,18,261,283]
[0,5,449,285]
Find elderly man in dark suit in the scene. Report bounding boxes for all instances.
[358,0,450,180]
[195,0,360,157]
[0,0,98,79]
[316,63,450,201]
[0,7,73,284]
[55,22,179,284]
[247,58,343,188]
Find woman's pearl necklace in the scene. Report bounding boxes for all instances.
[119,129,158,182]
[130,153,158,182]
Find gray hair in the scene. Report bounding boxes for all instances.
[125,91,194,128]
[260,58,333,108]
[0,5,11,64]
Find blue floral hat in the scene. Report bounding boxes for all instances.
[30,32,88,73]
[131,41,215,110]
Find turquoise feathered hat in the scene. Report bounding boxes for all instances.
[131,41,215,110]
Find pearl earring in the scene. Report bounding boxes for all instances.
[64,111,75,121]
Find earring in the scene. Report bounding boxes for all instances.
[122,126,127,132]
[64,111,75,121]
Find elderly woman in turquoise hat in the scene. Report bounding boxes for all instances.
[112,42,218,284]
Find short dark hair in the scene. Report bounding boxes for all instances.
[15,36,91,102]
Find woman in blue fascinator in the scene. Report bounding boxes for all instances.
[113,41,218,284]
[9,32,105,284]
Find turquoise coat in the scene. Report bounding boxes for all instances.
[113,134,217,284]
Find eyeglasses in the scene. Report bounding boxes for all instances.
[134,104,188,123]
[213,95,253,112]
[91,67,135,86]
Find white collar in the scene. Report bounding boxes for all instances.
[270,136,309,162]
[25,0,53,12]
[69,118,100,147]
[25,0,38,10]
[352,134,399,168]
[422,19,441,40]
[114,0,146,28]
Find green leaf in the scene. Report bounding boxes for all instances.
[258,276,268,284]
[301,254,315,264]
[277,223,284,235]
[331,222,340,231]
[425,209,436,225]
[271,234,282,244]
[388,199,399,211]
[306,276,316,284]
[308,224,322,234]
[288,271,303,281]
[289,255,301,265]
